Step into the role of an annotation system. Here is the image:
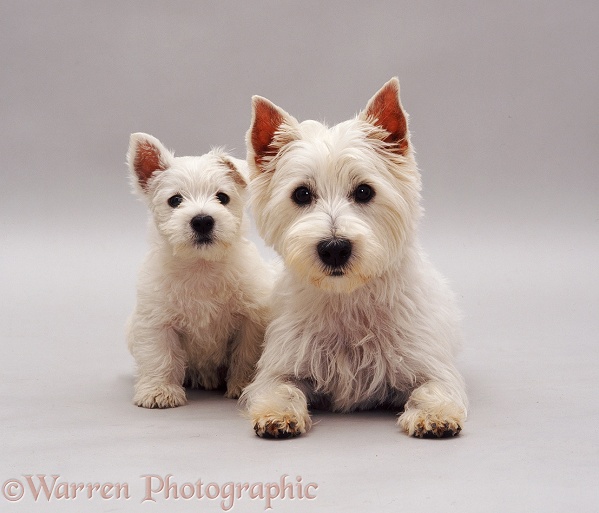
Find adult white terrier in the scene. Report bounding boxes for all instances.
[126,133,271,408]
[241,78,468,438]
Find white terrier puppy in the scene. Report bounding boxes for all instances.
[241,78,468,438]
[126,133,272,408]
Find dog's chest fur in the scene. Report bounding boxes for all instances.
[277,269,423,412]
[148,253,243,364]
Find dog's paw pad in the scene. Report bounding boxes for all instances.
[414,420,462,438]
[253,417,304,439]
[134,384,187,409]
[399,407,464,439]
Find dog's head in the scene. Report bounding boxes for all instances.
[128,133,248,261]
[246,78,422,293]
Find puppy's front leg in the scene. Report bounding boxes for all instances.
[128,319,187,409]
[241,374,312,439]
[225,315,264,399]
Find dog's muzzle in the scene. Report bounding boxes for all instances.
[317,238,352,274]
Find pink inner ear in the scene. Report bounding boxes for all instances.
[251,100,285,167]
[366,82,409,155]
[134,141,166,188]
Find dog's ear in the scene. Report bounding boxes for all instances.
[127,133,175,191]
[360,77,410,156]
[247,96,297,173]
[220,156,248,188]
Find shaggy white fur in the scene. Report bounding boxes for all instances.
[240,78,468,438]
[126,133,272,408]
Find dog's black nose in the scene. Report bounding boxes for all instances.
[190,215,215,235]
[317,238,352,268]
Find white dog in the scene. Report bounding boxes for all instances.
[240,78,468,438]
[126,133,272,408]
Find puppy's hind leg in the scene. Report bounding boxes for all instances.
[240,375,312,439]
[128,319,187,409]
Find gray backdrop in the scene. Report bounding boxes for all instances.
[1,1,598,512]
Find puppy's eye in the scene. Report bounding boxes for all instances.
[168,194,183,208]
[353,184,374,203]
[292,186,313,206]
[216,192,230,205]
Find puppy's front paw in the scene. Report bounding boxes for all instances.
[134,383,187,409]
[224,380,246,400]
[398,406,464,438]
[253,413,308,439]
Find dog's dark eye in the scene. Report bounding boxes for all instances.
[216,192,230,205]
[354,184,374,203]
[292,186,313,206]
[168,194,183,208]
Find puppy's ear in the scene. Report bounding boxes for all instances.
[247,96,297,173]
[220,156,248,188]
[127,133,175,191]
[359,77,410,156]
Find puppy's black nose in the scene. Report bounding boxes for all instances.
[190,215,215,235]
[317,238,352,268]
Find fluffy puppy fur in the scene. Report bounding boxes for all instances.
[126,133,272,408]
[240,78,468,438]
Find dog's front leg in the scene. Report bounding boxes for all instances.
[128,319,187,409]
[225,315,265,399]
[398,366,467,438]
[240,373,312,439]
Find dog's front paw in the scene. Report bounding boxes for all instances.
[134,383,187,409]
[253,413,309,439]
[398,406,464,438]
